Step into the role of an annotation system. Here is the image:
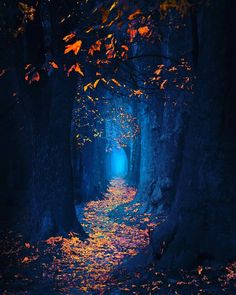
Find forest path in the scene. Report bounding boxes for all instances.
[1,179,235,294]
[57,178,158,293]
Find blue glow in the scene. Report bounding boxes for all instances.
[107,148,128,178]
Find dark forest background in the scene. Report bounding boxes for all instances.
[0,0,235,292]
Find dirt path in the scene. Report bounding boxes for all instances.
[1,179,235,294]
[54,178,158,293]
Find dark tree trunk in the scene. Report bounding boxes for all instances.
[151,0,236,268]
[0,1,86,240]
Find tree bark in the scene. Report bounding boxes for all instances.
[151,0,236,268]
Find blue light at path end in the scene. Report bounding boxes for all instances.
[110,148,128,178]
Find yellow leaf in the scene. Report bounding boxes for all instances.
[109,1,118,11]
[84,82,93,92]
[93,79,100,88]
[87,95,95,102]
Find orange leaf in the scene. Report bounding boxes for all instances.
[154,69,162,75]
[111,78,121,87]
[64,40,82,55]
[128,9,142,20]
[133,89,144,96]
[93,79,100,88]
[49,61,59,69]
[197,265,203,275]
[67,63,84,77]
[109,1,118,11]
[101,8,110,24]
[160,79,168,89]
[87,95,95,102]
[22,257,30,263]
[138,26,150,37]
[74,63,84,76]
[127,27,137,42]
[25,71,40,84]
[86,27,94,33]
[63,33,76,42]
[88,40,102,56]
[121,45,129,51]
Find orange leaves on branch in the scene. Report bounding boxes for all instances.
[64,40,82,55]
[127,25,151,42]
[67,63,84,77]
[83,77,111,92]
[63,33,76,42]
[128,9,142,20]
[88,40,102,56]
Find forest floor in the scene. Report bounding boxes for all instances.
[0,179,235,294]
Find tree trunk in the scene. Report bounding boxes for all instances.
[0,1,86,240]
[151,0,236,269]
